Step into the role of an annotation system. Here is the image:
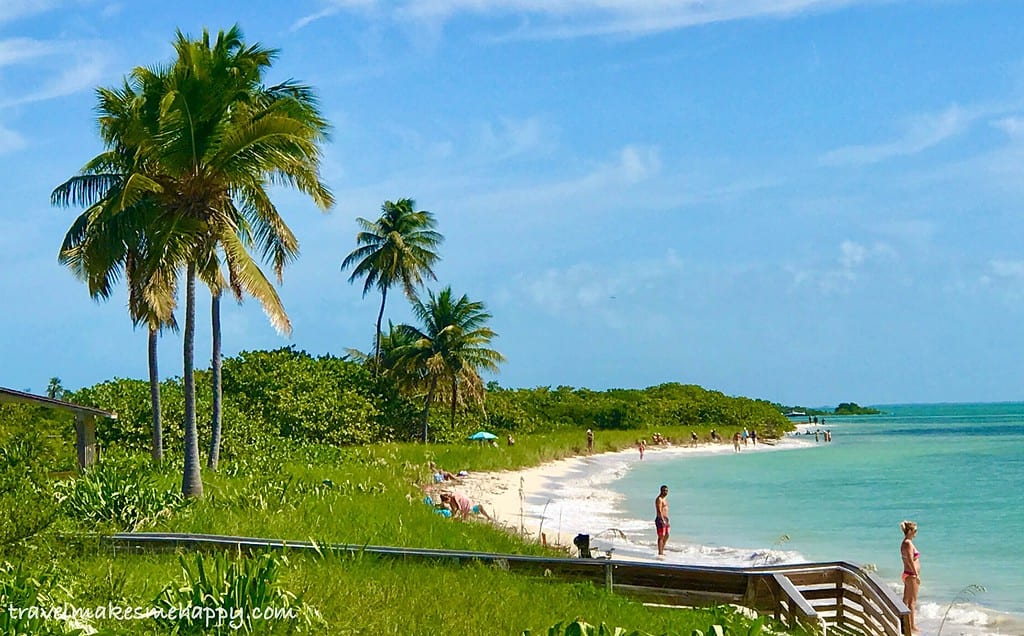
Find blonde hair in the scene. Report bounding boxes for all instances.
[900,520,917,535]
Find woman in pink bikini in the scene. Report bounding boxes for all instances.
[900,520,921,632]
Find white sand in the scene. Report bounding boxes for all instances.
[434,437,810,563]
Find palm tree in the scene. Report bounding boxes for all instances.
[54,25,333,496]
[127,250,179,463]
[157,26,333,487]
[341,199,443,373]
[396,287,505,442]
[53,78,183,465]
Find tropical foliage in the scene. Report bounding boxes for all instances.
[341,198,443,371]
[0,407,63,553]
[393,286,505,442]
[52,25,333,497]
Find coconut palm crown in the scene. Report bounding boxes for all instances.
[395,287,504,442]
[341,199,443,372]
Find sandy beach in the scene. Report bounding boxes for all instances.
[432,436,810,563]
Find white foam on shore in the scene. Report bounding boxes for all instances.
[453,436,1018,634]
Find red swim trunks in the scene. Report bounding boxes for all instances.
[655,517,670,537]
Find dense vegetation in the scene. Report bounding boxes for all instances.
[833,402,882,415]
[63,347,791,456]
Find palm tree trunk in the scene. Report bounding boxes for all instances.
[450,375,458,429]
[207,290,223,471]
[374,287,387,375]
[149,325,163,464]
[422,375,438,443]
[181,263,204,497]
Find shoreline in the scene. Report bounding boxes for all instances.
[435,432,1024,636]
[446,436,810,562]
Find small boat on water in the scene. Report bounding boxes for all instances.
[784,410,807,418]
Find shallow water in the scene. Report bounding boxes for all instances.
[527,404,1024,636]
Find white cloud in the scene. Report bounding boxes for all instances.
[293,0,888,38]
[839,240,867,269]
[518,250,684,320]
[820,104,972,166]
[0,1,62,25]
[992,116,1024,138]
[0,38,110,109]
[475,116,556,160]
[618,145,661,183]
[0,38,59,67]
[788,239,895,293]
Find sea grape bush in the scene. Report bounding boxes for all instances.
[62,347,790,456]
[67,375,265,461]
[0,405,72,553]
[486,383,789,437]
[222,347,418,445]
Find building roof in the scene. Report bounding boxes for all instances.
[0,386,117,419]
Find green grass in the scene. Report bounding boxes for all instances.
[6,426,803,635]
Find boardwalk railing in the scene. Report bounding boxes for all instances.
[104,532,909,636]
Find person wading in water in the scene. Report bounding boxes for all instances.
[655,485,670,558]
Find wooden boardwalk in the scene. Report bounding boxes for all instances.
[105,532,910,636]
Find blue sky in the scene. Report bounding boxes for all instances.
[2,0,1023,407]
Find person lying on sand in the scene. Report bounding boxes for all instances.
[429,461,457,482]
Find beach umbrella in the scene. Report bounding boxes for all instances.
[467,431,497,441]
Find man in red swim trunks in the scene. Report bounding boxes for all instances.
[655,485,670,557]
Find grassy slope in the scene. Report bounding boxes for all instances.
[40,425,799,635]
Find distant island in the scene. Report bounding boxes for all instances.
[778,402,882,416]
[833,402,882,415]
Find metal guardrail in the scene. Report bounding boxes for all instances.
[103,532,909,635]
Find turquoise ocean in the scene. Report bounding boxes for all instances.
[560,403,1023,635]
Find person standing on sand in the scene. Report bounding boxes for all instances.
[655,485,670,557]
[638,439,645,460]
[586,428,594,453]
[900,520,921,633]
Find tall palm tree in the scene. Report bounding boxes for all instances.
[156,26,333,487]
[341,199,443,373]
[53,78,183,465]
[396,287,504,442]
[54,25,333,497]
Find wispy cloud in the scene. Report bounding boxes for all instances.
[992,115,1024,138]
[787,239,895,293]
[0,1,63,25]
[820,104,973,167]
[0,38,109,109]
[511,250,686,331]
[977,258,1024,302]
[474,117,557,162]
[293,0,888,38]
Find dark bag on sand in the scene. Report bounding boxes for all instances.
[573,533,591,559]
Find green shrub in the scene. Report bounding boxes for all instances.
[0,405,67,554]
[223,347,417,445]
[55,457,185,531]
